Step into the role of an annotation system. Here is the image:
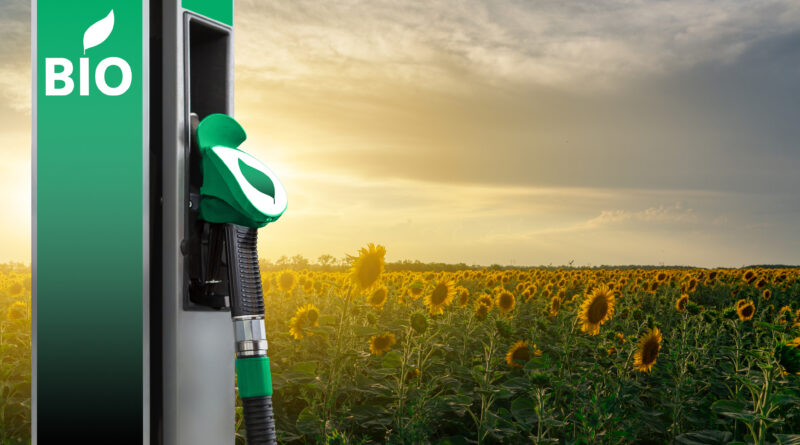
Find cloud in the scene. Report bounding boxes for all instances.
[235,0,800,90]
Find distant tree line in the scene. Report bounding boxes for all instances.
[257,256,800,272]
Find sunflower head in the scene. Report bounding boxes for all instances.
[408,282,425,300]
[367,286,388,309]
[762,289,772,301]
[6,300,27,321]
[7,281,22,296]
[278,270,298,292]
[404,368,422,382]
[496,290,516,316]
[578,285,616,336]
[288,304,320,340]
[778,306,793,325]
[675,294,689,313]
[633,327,662,373]
[369,332,396,355]
[475,302,490,321]
[410,312,428,334]
[348,243,386,291]
[505,340,541,368]
[456,286,470,308]
[737,299,756,322]
[775,338,800,375]
[548,296,561,317]
[476,293,494,309]
[425,280,455,315]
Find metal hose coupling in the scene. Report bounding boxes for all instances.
[233,315,268,358]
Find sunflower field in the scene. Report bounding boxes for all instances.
[250,245,800,444]
[3,245,800,444]
[0,263,31,445]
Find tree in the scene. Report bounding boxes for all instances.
[317,254,336,270]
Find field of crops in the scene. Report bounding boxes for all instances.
[3,244,800,444]
[0,263,31,445]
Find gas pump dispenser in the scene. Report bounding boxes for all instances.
[33,1,287,444]
[192,113,286,445]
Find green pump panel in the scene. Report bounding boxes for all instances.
[34,1,147,443]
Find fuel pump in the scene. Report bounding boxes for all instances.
[193,113,287,445]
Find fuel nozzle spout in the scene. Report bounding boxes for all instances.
[195,113,286,445]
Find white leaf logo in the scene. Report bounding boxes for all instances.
[83,10,114,54]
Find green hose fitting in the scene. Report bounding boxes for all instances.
[235,356,273,398]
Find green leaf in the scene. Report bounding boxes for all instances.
[290,361,317,376]
[295,406,322,436]
[319,314,337,325]
[306,326,335,337]
[775,434,800,445]
[381,350,403,368]
[510,396,536,426]
[674,430,733,445]
[352,326,382,337]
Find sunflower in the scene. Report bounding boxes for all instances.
[404,368,422,382]
[7,281,22,295]
[675,294,689,313]
[348,243,386,291]
[476,293,494,309]
[737,299,756,322]
[407,282,425,300]
[775,337,800,375]
[743,269,756,283]
[655,272,668,283]
[6,300,27,320]
[777,305,793,325]
[496,290,516,316]
[367,286,388,309]
[261,277,272,294]
[410,312,428,334]
[475,302,490,321]
[288,304,320,340]
[425,280,455,315]
[456,286,470,308]
[278,270,298,292]
[762,289,772,301]
[302,278,314,293]
[578,285,616,335]
[369,332,396,355]
[505,340,542,368]
[548,296,561,317]
[633,327,662,373]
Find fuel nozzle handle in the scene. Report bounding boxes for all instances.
[226,224,277,445]
[194,113,286,445]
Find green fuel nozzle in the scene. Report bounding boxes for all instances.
[195,113,286,445]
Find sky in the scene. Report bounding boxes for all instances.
[1,0,799,267]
